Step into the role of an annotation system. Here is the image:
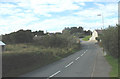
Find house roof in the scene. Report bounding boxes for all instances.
[95,30,103,34]
[0,41,5,45]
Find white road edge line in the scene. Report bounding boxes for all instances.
[75,57,80,60]
[91,52,98,77]
[49,70,61,78]
[65,61,74,68]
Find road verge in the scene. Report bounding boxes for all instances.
[105,54,118,77]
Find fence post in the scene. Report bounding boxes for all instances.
[103,48,107,56]
[0,35,2,79]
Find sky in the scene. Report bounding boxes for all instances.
[0,0,119,35]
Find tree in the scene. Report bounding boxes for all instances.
[70,27,78,34]
[33,30,44,36]
[84,30,92,35]
[78,26,84,33]
[3,29,34,44]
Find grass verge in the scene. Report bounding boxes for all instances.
[3,44,81,77]
[82,35,91,41]
[105,55,118,77]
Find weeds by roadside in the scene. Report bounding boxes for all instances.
[105,55,118,77]
[3,44,80,77]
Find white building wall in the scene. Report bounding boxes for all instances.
[89,30,98,41]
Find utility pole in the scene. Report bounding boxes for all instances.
[97,13,106,56]
[97,13,104,29]
[118,1,120,25]
[102,14,104,29]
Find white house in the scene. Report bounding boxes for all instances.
[89,30,102,41]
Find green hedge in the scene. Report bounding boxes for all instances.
[100,26,118,58]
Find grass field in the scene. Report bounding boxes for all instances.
[82,35,91,41]
[105,55,118,77]
[3,44,81,77]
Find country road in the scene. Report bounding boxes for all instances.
[21,41,111,78]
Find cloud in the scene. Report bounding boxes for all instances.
[0,14,39,26]
[25,14,117,32]
[74,8,101,19]
[0,0,118,35]
[74,3,117,22]
[94,3,118,18]
[29,0,81,16]
[0,0,82,17]
[0,3,20,15]
[0,0,118,3]
[79,3,86,6]
[94,3,118,12]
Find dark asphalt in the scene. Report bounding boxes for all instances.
[21,41,111,77]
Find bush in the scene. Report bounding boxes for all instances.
[3,30,34,44]
[95,37,100,42]
[3,51,57,77]
[3,43,80,77]
[33,32,80,49]
[2,27,82,77]
[100,26,118,58]
[33,34,68,48]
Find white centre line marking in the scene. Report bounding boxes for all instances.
[81,54,84,56]
[84,50,88,54]
[49,70,61,78]
[65,61,74,68]
[75,57,80,60]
